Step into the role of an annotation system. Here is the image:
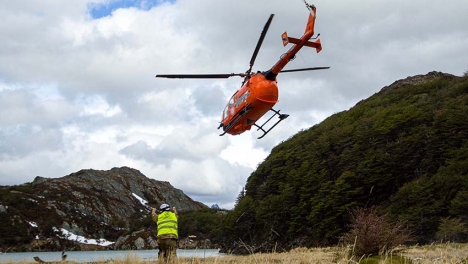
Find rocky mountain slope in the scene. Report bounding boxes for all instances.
[0,167,206,252]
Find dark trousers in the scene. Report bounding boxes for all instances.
[157,238,177,264]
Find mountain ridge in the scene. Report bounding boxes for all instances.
[0,166,207,252]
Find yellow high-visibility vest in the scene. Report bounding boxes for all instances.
[157,211,178,238]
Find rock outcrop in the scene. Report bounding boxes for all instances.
[114,230,158,250]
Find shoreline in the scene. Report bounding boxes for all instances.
[0,243,467,264]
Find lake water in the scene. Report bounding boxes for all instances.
[0,249,223,263]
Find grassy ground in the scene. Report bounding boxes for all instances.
[2,243,468,264]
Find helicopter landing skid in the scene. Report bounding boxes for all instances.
[218,106,251,136]
[254,109,289,139]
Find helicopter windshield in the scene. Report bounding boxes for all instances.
[223,104,229,120]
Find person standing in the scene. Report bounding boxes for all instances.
[152,204,179,264]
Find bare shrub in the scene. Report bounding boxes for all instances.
[342,206,411,257]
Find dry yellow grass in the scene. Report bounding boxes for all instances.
[400,243,468,263]
[2,243,468,264]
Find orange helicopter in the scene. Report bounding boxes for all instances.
[156,1,329,139]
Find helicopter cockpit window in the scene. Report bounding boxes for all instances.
[223,105,229,120]
[229,91,238,107]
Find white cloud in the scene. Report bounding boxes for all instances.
[1,0,467,209]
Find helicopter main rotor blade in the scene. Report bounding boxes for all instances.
[280,66,330,73]
[155,73,246,79]
[248,14,274,74]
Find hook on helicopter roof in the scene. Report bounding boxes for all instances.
[302,0,315,11]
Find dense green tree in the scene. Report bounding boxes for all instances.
[436,217,467,242]
[177,208,226,243]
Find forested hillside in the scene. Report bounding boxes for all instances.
[221,71,468,253]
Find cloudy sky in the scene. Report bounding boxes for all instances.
[1,0,467,209]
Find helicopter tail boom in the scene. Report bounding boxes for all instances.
[267,4,320,78]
